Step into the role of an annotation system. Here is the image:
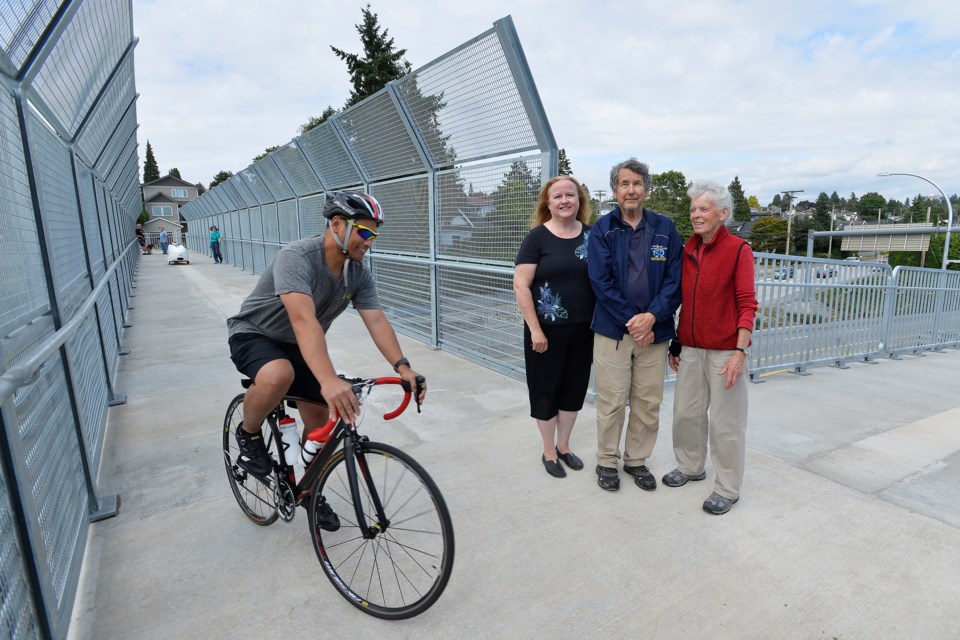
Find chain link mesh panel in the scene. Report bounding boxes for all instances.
[75,163,105,279]
[0,90,47,338]
[0,0,60,74]
[65,314,109,473]
[253,158,294,202]
[335,91,425,180]
[369,177,429,256]
[278,199,298,243]
[273,142,322,196]
[436,155,541,265]
[372,258,433,341]
[396,29,539,166]
[261,202,279,243]
[75,56,136,165]
[29,0,131,137]
[298,193,326,238]
[0,456,42,639]
[297,121,362,189]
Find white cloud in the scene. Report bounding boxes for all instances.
[133,0,960,205]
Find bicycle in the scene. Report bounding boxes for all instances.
[222,374,454,619]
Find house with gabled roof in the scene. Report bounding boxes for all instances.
[142,173,198,238]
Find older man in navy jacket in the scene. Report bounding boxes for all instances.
[588,158,682,492]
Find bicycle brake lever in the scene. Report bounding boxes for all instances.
[414,375,426,414]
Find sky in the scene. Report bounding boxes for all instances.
[131,0,960,207]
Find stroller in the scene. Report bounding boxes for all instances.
[167,243,190,265]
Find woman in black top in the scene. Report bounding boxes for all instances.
[514,176,595,478]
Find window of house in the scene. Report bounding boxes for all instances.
[171,188,188,198]
[152,205,172,216]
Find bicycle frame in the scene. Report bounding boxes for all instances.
[268,376,417,537]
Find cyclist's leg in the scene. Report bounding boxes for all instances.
[241,359,294,434]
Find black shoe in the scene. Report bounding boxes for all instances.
[556,447,583,470]
[662,469,707,487]
[235,423,273,477]
[596,465,620,491]
[542,455,567,478]
[623,464,657,491]
[315,499,341,531]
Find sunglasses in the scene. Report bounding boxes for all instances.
[353,222,378,241]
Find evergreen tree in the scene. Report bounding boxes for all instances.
[830,191,841,207]
[645,170,691,239]
[858,192,886,221]
[300,106,338,134]
[813,192,832,230]
[210,170,234,189]
[143,140,160,183]
[169,167,181,179]
[196,182,206,195]
[771,193,782,209]
[728,176,750,222]
[331,4,412,108]
[253,146,281,162]
[557,148,572,176]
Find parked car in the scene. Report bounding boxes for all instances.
[772,267,795,280]
[814,266,836,278]
[844,256,861,262]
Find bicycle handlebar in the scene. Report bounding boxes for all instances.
[304,374,426,444]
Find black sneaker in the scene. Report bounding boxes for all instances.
[315,499,340,532]
[623,464,657,491]
[596,465,620,491]
[235,423,273,477]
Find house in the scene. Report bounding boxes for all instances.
[142,174,199,238]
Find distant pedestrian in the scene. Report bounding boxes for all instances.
[664,180,758,515]
[210,226,223,263]
[159,226,169,255]
[136,223,145,250]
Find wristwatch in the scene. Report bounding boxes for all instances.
[734,347,750,356]
[393,357,411,372]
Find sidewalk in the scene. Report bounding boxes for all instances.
[69,252,960,639]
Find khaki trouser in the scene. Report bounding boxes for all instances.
[671,346,748,499]
[594,334,668,468]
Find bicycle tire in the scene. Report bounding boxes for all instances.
[309,441,455,619]
[222,392,279,526]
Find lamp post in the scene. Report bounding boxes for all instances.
[877,172,954,270]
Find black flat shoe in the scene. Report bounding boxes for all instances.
[556,447,584,470]
[542,455,566,478]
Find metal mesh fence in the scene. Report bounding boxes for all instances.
[0,2,139,637]
[181,17,557,379]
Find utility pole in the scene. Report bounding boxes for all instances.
[594,190,606,212]
[781,190,803,255]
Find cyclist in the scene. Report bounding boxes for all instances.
[226,191,427,491]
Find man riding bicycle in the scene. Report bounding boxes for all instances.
[227,191,427,483]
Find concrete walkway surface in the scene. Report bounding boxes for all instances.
[68,253,960,640]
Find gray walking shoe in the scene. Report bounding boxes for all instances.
[702,492,739,515]
[662,468,707,487]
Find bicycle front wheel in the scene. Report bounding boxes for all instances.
[222,393,278,525]
[309,441,455,619]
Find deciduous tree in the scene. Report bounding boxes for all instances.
[750,216,788,253]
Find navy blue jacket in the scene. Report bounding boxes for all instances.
[587,206,683,343]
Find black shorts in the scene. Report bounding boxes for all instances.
[228,332,326,404]
[523,322,593,421]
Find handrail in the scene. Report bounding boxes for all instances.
[0,240,137,406]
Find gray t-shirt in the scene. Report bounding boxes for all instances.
[226,236,379,342]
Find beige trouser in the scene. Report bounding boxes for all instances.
[671,346,748,499]
[594,334,668,468]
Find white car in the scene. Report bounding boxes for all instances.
[843,256,861,262]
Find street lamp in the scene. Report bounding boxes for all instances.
[877,172,954,270]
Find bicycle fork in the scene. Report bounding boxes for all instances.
[343,434,390,539]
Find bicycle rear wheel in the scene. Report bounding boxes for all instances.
[222,393,279,525]
[309,441,454,619]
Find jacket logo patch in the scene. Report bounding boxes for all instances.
[651,244,667,261]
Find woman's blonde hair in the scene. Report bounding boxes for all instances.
[532,175,592,227]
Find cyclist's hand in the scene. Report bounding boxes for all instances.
[321,375,360,424]
[401,368,426,406]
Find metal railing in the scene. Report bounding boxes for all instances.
[0,1,141,637]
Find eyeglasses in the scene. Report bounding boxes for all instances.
[353,222,378,241]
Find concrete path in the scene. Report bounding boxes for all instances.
[69,252,960,640]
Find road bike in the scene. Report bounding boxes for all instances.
[222,375,454,619]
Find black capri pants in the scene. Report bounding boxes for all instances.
[523,321,593,421]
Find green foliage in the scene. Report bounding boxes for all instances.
[137,209,149,225]
[729,176,750,222]
[830,191,841,207]
[253,146,281,163]
[770,193,782,209]
[143,140,160,183]
[210,170,233,189]
[196,182,206,195]
[858,192,886,220]
[747,195,761,210]
[300,106,338,134]
[471,161,539,261]
[332,4,411,108]
[169,167,181,179]
[811,192,832,252]
[557,148,572,176]
[750,216,788,253]
[645,170,691,240]
[848,192,859,211]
